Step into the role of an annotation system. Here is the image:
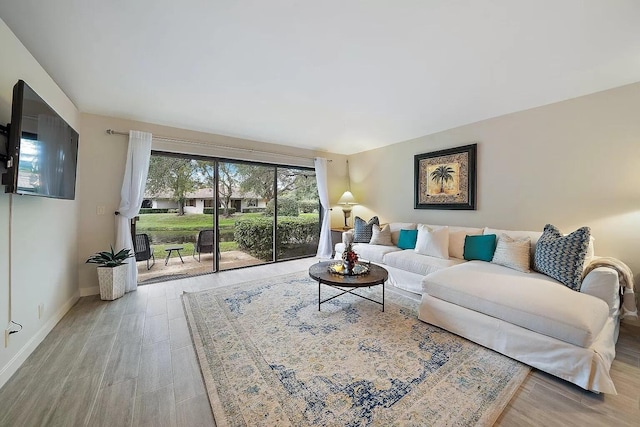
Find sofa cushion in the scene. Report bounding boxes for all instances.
[353,216,379,243]
[491,234,531,273]
[415,225,449,259]
[383,250,466,276]
[369,224,393,246]
[534,224,591,291]
[334,242,402,264]
[463,234,497,262]
[448,226,483,259]
[422,261,609,347]
[397,229,418,249]
[389,222,417,246]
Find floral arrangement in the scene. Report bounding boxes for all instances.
[342,242,359,266]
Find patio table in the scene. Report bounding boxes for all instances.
[164,245,184,265]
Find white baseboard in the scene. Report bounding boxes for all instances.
[0,291,80,389]
[79,286,99,297]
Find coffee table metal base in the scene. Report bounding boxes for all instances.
[318,282,385,312]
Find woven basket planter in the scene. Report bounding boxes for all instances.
[97,264,127,300]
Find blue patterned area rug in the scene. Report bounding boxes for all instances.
[182,272,529,427]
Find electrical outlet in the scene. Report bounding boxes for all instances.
[38,304,44,319]
[96,205,106,215]
[4,329,9,348]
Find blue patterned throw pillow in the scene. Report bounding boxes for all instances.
[533,224,591,291]
[353,216,379,243]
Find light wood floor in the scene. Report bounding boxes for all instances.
[0,258,638,426]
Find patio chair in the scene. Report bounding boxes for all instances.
[193,229,215,262]
[134,233,155,270]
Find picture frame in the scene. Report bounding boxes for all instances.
[414,143,477,210]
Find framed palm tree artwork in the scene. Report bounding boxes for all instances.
[414,143,477,210]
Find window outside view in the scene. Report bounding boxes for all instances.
[134,154,320,283]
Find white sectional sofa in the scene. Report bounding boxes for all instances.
[334,223,620,394]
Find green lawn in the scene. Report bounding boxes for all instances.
[137,212,318,254]
[137,213,249,253]
[137,213,266,230]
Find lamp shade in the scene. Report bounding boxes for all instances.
[337,191,357,205]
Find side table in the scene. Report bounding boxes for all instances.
[164,245,184,265]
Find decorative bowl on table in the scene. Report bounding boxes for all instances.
[328,262,370,276]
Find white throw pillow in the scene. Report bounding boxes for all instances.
[369,224,393,246]
[484,227,542,261]
[414,225,449,259]
[491,233,531,273]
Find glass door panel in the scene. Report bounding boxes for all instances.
[136,153,216,284]
[218,161,274,270]
[276,166,320,260]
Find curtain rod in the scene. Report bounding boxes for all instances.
[105,129,331,163]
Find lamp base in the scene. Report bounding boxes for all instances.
[341,207,352,229]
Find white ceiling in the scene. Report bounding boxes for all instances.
[1,1,639,155]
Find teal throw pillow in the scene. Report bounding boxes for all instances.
[464,234,497,262]
[397,229,418,249]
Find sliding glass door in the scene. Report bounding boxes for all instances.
[135,152,319,283]
[218,161,274,271]
[276,166,320,260]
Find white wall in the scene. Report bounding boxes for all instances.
[348,82,640,278]
[77,114,347,295]
[183,203,203,214]
[0,18,80,387]
[196,199,205,213]
[153,200,179,209]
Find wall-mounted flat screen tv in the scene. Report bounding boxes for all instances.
[2,80,79,200]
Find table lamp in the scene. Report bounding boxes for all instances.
[337,190,357,229]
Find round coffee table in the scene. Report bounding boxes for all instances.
[309,261,389,312]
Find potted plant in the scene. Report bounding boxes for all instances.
[86,247,133,300]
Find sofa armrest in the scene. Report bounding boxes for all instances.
[581,267,620,317]
[342,230,354,245]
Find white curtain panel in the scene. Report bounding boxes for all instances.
[115,131,152,292]
[315,158,333,259]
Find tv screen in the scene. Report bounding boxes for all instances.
[2,80,79,200]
